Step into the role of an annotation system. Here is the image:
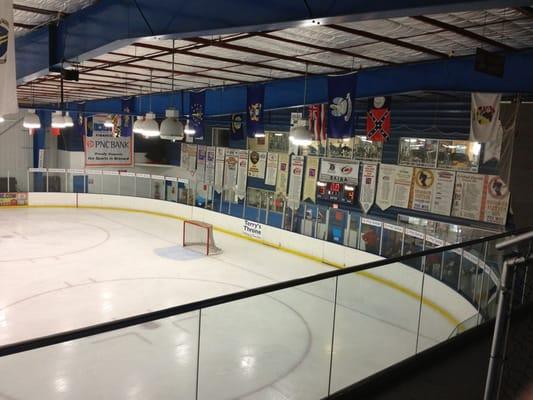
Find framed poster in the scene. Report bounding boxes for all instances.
[248,151,267,179]
[328,138,353,159]
[265,152,279,186]
[353,136,383,161]
[267,131,289,153]
[398,138,438,168]
[437,140,480,172]
[319,158,360,186]
[287,155,305,206]
[451,172,485,221]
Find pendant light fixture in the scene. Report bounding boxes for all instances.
[160,40,184,142]
[23,83,41,130]
[133,87,145,134]
[184,119,195,136]
[289,63,313,147]
[51,111,66,128]
[142,69,160,138]
[0,116,4,123]
[63,112,74,127]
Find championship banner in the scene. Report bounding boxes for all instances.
[308,104,327,145]
[114,97,134,137]
[375,163,396,210]
[0,192,27,207]
[430,170,455,216]
[85,115,133,166]
[0,0,18,116]
[196,145,207,182]
[205,146,216,184]
[276,154,290,195]
[236,150,248,197]
[360,163,378,213]
[319,158,359,186]
[327,73,357,139]
[247,85,265,138]
[288,155,305,207]
[391,166,413,209]
[481,175,510,225]
[470,92,502,143]
[190,91,205,140]
[302,156,319,203]
[265,152,279,186]
[224,149,238,188]
[366,97,391,142]
[231,114,244,141]
[180,143,189,170]
[247,151,267,179]
[452,172,485,221]
[410,168,435,213]
[214,147,225,191]
[187,144,198,173]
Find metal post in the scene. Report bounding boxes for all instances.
[134,176,137,197]
[149,177,152,198]
[64,171,67,192]
[281,200,287,229]
[46,170,49,192]
[7,170,10,192]
[265,195,271,225]
[27,170,30,192]
[118,173,121,196]
[457,249,464,292]
[483,258,517,400]
[314,208,320,239]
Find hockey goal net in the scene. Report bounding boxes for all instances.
[182,220,222,255]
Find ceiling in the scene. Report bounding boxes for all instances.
[15,5,533,106]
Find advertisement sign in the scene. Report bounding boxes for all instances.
[452,172,485,221]
[319,158,359,185]
[243,220,263,239]
[0,192,28,207]
[85,115,133,166]
[391,166,413,209]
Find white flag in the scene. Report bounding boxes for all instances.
[470,93,501,143]
[0,0,18,116]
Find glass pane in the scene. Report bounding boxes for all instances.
[102,172,120,195]
[86,171,103,194]
[0,312,199,399]
[118,173,136,197]
[197,278,336,400]
[331,262,424,392]
[47,170,67,192]
[135,175,152,198]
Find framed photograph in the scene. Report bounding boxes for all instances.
[267,131,289,153]
[353,135,383,161]
[437,140,480,172]
[328,138,353,159]
[398,138,439,168]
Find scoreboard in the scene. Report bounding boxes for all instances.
[316,182,357,205]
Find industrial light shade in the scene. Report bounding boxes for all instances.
[184,119,195,136]
[289,118,313,146]
[0,116,4,123]
[23,109,41,129]
[142,112,160,137]
[133,116,144,134]
[254,132,265,138]
[63,112,74,128]
[51,111,66,129]
[160,108,184,142]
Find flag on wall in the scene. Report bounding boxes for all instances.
[190,91,205,140]
[327,73,357,139]
[366,96,391,142]
[470,93,502,143]
[231,113,244,140]
[308,104,327,144]
[0,0,18,116]
[246,84,265,138]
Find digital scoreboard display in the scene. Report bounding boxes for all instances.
[316,182,357,205]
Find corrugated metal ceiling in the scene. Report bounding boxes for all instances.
[15,5,533,106]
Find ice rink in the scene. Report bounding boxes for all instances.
[0,207,476,399]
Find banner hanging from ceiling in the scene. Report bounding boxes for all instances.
[359,163,378,213]
[0,0,18,117]
[231,114,244,141]
[327,73,357,139]
[190,91,205,140]
[366,97,391,142]
[85,115,133,167]
[246,85,265,138]
[469,92,502,143]
[308,104,327,145]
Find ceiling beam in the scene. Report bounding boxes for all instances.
[255,32,394,65]
[515,6,533,18]
[412,15,515,51]
[12,4,64,16]
[327,24,448,58]
[186,37,350,72]
[14,22,38,30]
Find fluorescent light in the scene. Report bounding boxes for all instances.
[184,120,195,136]
[23,109,41,129]
[344,185,355,191]
[274,132,284,137]
[254,132,265,138]
[317,181,327,187]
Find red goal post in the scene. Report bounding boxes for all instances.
[182,220,222,255]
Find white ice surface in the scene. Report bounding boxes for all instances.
[0,208,474,400]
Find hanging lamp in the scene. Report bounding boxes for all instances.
[289,64,313,146]
[160,40,184,142]
[23,83,41,130]
[142,69,160,138]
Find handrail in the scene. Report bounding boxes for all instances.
[1,226,530,358]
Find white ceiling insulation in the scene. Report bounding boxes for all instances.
[15,6,533,105]
[13,0,97,36]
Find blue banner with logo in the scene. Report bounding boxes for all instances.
[327,73,357,139]
[190,91,205,140]
[118,97,134,137]
[246,85,265,138]
[231,114,244,140]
